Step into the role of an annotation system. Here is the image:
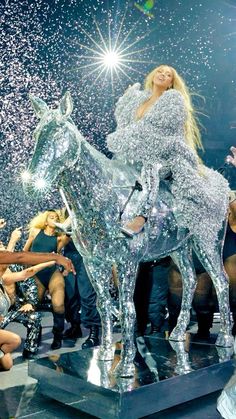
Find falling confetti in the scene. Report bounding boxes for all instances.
[0,0,235,242]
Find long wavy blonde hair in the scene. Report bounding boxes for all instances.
[28,209,64,232]
[145,65,204,160]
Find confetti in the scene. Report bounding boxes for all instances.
[0,0,235,242]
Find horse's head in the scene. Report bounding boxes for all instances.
[25,92,80,194]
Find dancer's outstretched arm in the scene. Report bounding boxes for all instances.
[0,251,75,273]
[2,261,56,285]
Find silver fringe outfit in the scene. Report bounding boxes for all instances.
[0,267,41,354]
[107,83,229,251]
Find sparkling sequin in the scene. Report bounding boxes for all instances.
[107,84,230,253]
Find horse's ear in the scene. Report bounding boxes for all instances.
[59,91,73,118]
[29,95,49,118]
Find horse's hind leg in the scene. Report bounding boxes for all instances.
[169,242,197,342]
[84,259,114,360]
[114,259,139,378]
[193,240,233,347]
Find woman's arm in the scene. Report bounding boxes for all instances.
[114,83,141,128]
[57,234,71,253]
[7,228,22,252]
[107,90,186,160]
[23,228,39,251]
[0,251,75,273]
[2,261,56,285]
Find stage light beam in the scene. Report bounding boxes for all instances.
[102,50,121,69]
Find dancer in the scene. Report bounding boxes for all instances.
[0,330,21,371]
[63,237,100,348]
[1,261,56,359]
[0,213,74,273]
[107,65,229,244]
[0,226,56,358]
[23,210,69,350]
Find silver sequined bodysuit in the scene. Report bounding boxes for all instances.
[0,279,11,317]
[107,83,229,247]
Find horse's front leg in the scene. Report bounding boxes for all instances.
[169,243,197,342]
[113,259,139,378]
[84,259,114,360]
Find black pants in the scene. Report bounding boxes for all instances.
[134,258,170,334]
[64,250,100,328]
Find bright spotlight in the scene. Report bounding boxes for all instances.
[102,50,121,69]
[21,170,31,183]
[75,12,157,91]
[35,178,47,190]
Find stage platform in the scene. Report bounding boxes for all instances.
[28,334,235,419]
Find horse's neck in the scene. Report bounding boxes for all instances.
[58,140,116,219]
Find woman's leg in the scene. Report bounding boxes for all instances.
[17,311,42,357]
[48,270,65,349]
[34,277,46,302]
[0,329,21,370]
[193,272,214,339]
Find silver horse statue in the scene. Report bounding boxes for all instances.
[25,92,233,377]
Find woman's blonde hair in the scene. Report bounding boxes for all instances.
[145,65,204,160]
[28,209,64,232]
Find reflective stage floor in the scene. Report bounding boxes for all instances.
[27,335,235,419]
[0,313,235,418]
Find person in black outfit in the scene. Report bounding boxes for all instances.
[222,191,236,335]
[134,257,170,336]
[63,238,101,348]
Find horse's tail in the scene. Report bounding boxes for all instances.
[218,214,228,259]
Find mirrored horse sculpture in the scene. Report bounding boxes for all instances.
[25,92,233,377]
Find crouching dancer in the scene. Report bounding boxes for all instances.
[0,259,56,359]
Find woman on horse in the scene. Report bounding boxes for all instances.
[107,65,229,252]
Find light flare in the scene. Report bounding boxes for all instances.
[74,9,157,91]
[21,170,31,183]
[34,178,47,190]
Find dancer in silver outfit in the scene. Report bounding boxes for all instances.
[0,272,41,359]
[0,261,56,358]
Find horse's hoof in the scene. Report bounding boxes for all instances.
[112,360,135,378]
[169,329,186,342]
[175,365,193,375]
[96,346,114,361]
[215,332,234,348]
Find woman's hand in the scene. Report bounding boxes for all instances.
[0,219,6,229]
[226,146,236,167]
[10,227,22,243]
[124,83,140,94]
[19,304,34,312]
[56,254,75,275]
